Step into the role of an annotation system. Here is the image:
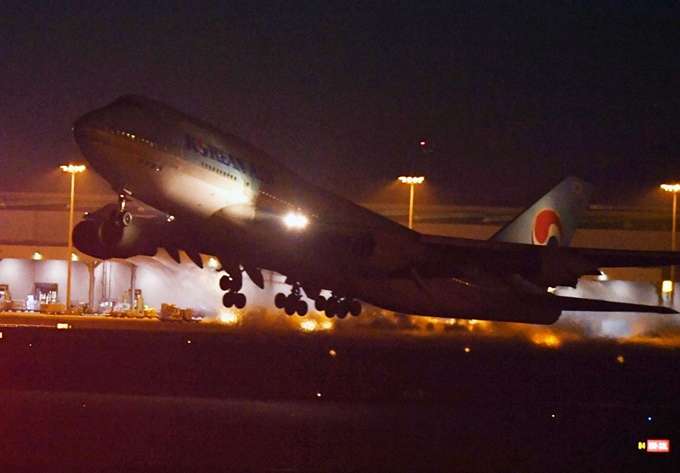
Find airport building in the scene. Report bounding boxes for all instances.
[0,192,678,314]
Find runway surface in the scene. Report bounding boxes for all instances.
[0,320,678,471]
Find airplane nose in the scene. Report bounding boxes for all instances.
[72,107,113,172]
[73,109,101,137]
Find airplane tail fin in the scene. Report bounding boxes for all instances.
[490,176,593,247]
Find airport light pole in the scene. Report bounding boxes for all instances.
[398,176,424,230]
[61,164,86,310]
[661,183,680,300]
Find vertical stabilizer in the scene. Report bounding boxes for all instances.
[490,176,593,246]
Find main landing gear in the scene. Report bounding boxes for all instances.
[275,282,363,318]
[275,283,308,316]
[314,295,361,319]
[220,273,246,309]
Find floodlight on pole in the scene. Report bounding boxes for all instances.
[398,176,425,229]
[661,183,680,298]
[61,164,86,310]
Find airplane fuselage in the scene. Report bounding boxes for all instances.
[73,95,679,324]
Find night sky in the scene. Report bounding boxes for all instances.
[1,2,679,205]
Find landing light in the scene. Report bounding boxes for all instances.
[662,280,673,294]
[32,252,43,260]
[283,212,308,229]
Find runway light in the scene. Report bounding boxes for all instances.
[187,340,191,344]
[283,212,308,229]
[316,391,322,398]
[464,347,471,353]
[617,355,625,364]
[56,323,71,330]
[329,349,337,357]
[648,416,652,421]
[551,414,556,418]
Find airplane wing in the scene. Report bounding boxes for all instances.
[418,235,680,289]
[571,247,680,268]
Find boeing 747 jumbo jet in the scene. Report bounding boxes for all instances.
[72,95,680,324]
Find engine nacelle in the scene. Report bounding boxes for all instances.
[73,203,160,259]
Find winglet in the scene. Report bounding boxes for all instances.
[491,176,593,247]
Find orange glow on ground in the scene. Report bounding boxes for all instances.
[530,332,562,348]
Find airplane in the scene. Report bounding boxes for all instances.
[72,95,680,325]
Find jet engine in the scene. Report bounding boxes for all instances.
[72,203,160,259]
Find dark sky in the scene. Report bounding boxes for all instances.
[1,1,679,205]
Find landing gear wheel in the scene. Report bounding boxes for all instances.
[219,275,234,291]
[222,293,234,308]
[314,296,327,311]
[275,293,287,309]
[337,303,349,319]
[296,300,308,316]
[325,297,338,318]
[234,293,246,309]
[284,295,298,316]
[349,300,362,316]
